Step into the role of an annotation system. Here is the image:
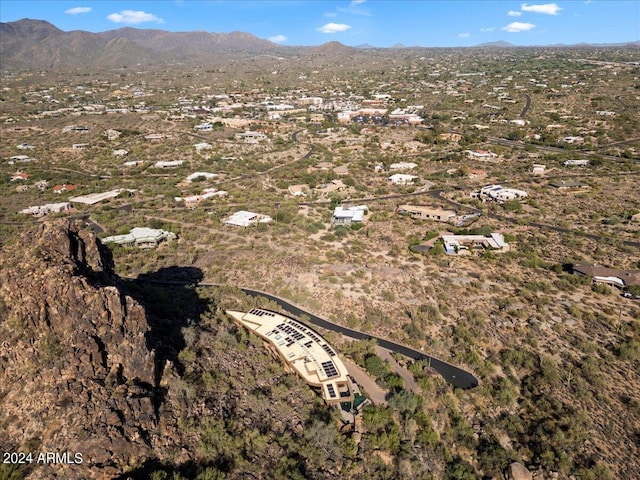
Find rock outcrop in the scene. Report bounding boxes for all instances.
[0,221,160,479]
[506,462,533,480]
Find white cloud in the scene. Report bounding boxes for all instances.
[521,3,562,15]
[65,6,91,15]
[317,23,351,34]
[458,32,470,38]
[107,10,164,25]
[268,34,287,43]
[508,10,522,17]
[324,12,337,18]
[351,0,366,5]
[480,27,496,32]
[502,21,536,32]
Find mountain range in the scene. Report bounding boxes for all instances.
[1,18,639,70]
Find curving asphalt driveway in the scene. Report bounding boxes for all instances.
[214,285,479,390]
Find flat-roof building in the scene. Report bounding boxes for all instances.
[102,227,177,249]
[227,308,356,406]
[225,210,272,227]
[397,204,456,223]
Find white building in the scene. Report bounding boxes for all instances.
[440,233,510,255]
[532,164,546,176]
[389,162,418,171]
[564,159,589,167]
[102,227,177,249]
[332,205,368,225]
[20,202,72,217]
[473,185,528,202]
[112,149,128,156]
[194,142,212,152]
[389,173,418,185]
[185,172,218,182]
[225,210,272,227]
[154,160,184,169]
[194,122,213,131]
[175,188,227,208]
[235,131,267,143]
[466,150,498,160]
[69,189,134,206]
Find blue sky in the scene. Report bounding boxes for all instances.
[1,1,638,47]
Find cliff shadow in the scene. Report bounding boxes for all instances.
[121,266,208,385]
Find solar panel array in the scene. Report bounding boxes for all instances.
[249,308,276,317]
[321,360,338,378]
[321,344,336,357]
[326,384,337,398]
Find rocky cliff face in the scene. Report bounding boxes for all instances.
[0,221,161,479]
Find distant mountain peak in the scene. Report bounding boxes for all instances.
[475,40,515,47]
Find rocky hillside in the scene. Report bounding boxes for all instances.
[0,221,163,478]
[0,221,360,479]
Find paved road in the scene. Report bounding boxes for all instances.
[215,285,480,390]
[126,278,479,389]
[292,128,316,159]
[519,93,531,118]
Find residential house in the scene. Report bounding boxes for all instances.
[175,188,227,208]
[472,185,528,203]
[466,150,498,160]
[389,174,418,185]
[564,159,589,167]
[532,164,546,176]
[332,205,368,225]
[8,155,33,164]
[194,142,212,152]
[397,205,456,223]
[288,185,309,197]
[225,210,272,227]
[440,233,510,255]
[389,162,418,171]
[154,160,184,169]
[549,180,591,191]
[572,264,640,290]
[20,202,72,217]
[112,149,128,156]
[53,184,76,194]
[16,143,34,150]
[69,189,133,205]
[235,131,267,143]
[11,171,30,181]
[194,122,213,131]
[102,227,177,249]
[185,172,218,182]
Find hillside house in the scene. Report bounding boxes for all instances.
[175,188,227,208]
[397,205,456,223]
[225,210,272,227]
[466,150,497,160]
[572,264,640,290]
[472,185,528,203]
[102,227,177,249]
[564,159,589,167]
[20,202,72,217]
[154,160,184,169]
[440,233,510,255]
[332,205,368,225]
[53,184,76,194]
[532,164,546,176]
[389,174,418,185]
[235,131,267,143]
[11,171,30,181]
[389,162,418,171]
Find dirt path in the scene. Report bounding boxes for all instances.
[376,346,420,394]
[340,355,388,405]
